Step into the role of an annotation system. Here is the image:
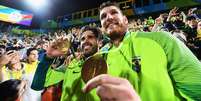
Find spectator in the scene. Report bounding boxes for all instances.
[0,79,27,101]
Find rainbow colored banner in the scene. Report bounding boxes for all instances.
[0,5,33,26]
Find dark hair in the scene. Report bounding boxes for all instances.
[186,15,196,21]
[0,79,22,101]
[26,47,38,56]
[12,39,18,45]
[36,40,46,46]
[172,20,185,30]
[80,25,102,40]
[0,45,6,49]
[163,22,176,32]
[99,1,121,13]
[6,46,19,51]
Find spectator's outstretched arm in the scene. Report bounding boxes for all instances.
[180,11,187,23]
[31,54,54,90]
[188,8,197,16]
[167,7,179,22]
[31,37,70,90]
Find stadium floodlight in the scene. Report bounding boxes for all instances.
[23,0,50,13]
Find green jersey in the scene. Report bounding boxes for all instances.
[100,31,201,101]
[42,31,201,101]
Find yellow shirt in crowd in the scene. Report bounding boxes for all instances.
[1,61,39,81]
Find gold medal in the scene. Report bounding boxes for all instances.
[81,54,107,83]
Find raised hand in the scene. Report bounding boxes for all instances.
[169,7,179,17]
[0,51,17,68]
[46,36,71,58]
[188,8,197,15]
[155,17,162,25]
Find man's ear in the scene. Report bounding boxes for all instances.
[100,27,107,35]
[97,40,103,51]
[123,16,128,25]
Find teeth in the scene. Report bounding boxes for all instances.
[108,22,118,27]
[84,45,90,49]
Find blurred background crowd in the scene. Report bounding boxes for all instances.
[0,6,201,60]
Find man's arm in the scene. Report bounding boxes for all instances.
[154,32,201,100]
[31,54,54,90]
[31,37,70,90]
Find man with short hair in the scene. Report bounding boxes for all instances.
[186,15,198,29]
[23,47,41,101]
[83,1,201,101]
[26,48,38,62]
[185,15,198,41]
[31,26,104,101]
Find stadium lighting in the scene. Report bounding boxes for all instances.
[23,0,50,13]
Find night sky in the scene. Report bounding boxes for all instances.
[0,0,108,28]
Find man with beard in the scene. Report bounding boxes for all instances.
[32,26,104,101]
[82,1,201,101]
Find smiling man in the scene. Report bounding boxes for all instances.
[82,1,201,101]
[31,26,104,101]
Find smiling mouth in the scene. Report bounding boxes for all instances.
[83,45,91,50]
[106,22,119,29]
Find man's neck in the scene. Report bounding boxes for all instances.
[28,60,37,64]
[111,33,125,47]
[112,38,123,47]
